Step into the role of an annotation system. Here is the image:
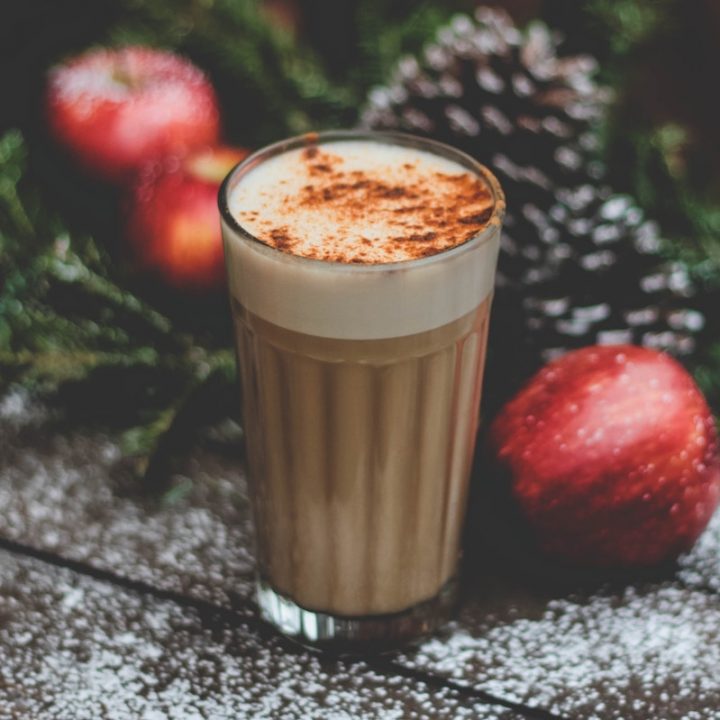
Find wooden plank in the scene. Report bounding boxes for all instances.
[0,548,519,719]
[0,392,255,607]
[2,392,720,717]
[394,572,720,719]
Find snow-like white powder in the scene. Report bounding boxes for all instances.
[0,399,255,607]
[0,551,509,719]
[401,581,720,719]
[1,395,720,718]
[0,387,45,424]
[678,509,720,593]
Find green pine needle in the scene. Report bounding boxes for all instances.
[0,129,236,480]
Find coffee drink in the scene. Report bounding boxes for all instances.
[232,298,491,617]
[220,132,504,644]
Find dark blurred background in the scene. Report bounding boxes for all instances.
[3,0,720,190]
[3,0,719,285]
[1,0,719,478]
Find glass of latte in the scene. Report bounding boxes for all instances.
[219,131,505,650]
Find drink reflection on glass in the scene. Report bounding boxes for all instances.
[219,131,505,650]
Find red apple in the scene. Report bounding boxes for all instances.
[46,46,220,182]
[126,145,248,290]
[490,345,720,567]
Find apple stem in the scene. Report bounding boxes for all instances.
[111,54,139,90]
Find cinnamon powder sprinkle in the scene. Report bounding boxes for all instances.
[235,143,497,263]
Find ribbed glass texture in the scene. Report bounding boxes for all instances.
[234,298,490,616]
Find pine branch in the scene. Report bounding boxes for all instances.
[122,352,237,485]
[43,246,176,341]
[111,0,357,141]
[0,129,238,481]
[587,0,673,57]
[0,130,36,253]
[0,347,160,392]
[351,0,462,88]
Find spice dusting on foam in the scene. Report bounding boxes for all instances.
[229,140,496,264]
[223,137,501,339]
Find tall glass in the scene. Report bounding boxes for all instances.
[219,131,505,650]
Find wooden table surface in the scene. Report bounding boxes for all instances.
[1,390,719,719]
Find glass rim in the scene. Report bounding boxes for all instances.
[218,129,506,273]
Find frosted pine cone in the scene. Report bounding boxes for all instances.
[361,7,610,207]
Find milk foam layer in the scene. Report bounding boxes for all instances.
[222,136,503,339]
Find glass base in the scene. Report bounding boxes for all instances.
[256,577,458,654]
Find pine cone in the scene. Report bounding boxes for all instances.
[362,7,705,408]
[360,7,610,209]
[485,185,706,407]
[522,185,704,361]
